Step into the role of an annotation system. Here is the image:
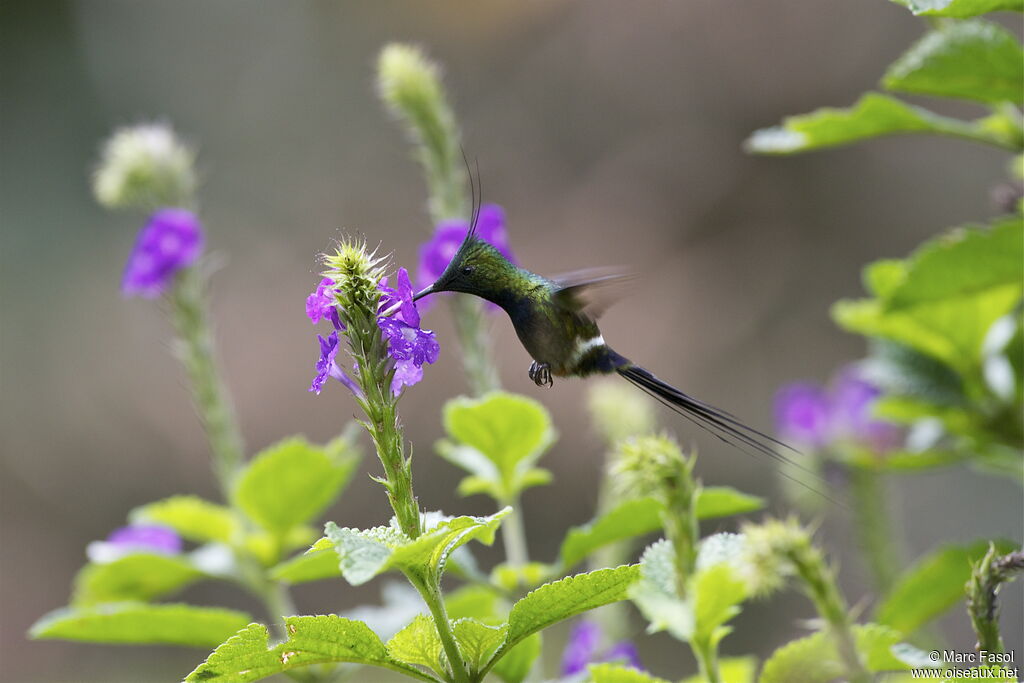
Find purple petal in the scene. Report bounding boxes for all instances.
[329,362,364,398]
[395,267,419,327]
[310,331,341,394]
[121,208,204,298]
[418,224,467,287]
[391,359,424,395]
[774,383,830,448]
[601,642,643,671]
[561,621,602,676]
[106,525,182,554]
[830,366,902,451]
[306,278,339,325]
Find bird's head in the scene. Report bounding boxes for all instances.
[414,234,517,305]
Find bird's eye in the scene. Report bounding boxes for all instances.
[461,266,475,275]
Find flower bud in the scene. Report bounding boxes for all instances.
[322,240,388,314]
[377,44,445,118]
[93,123,196,210]
[739,516,814,597]
[611,434,694,502]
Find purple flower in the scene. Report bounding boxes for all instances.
[830,368,902,452]
[775,384,831,448]
[418,204,515,292]
[306,278,343,330]
[561,621,642,676]
[122,208,203,298]
[308,268,438,397]
[87,524,183,564]
[775,365,902,453]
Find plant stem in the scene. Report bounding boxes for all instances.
[787,542,869,683]
[168,266,245,500]
[848,466,902,596]
[500,501,529,568]
[967,545,1024,654]
[692,637,721,683]
[409,572,471,683]
[450,295,501,396]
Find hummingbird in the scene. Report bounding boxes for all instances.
[411,209,799,470]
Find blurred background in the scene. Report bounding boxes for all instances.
[2,1,1021,681]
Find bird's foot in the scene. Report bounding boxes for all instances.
[528,361,553,388]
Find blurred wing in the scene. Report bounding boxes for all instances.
[551,267,635,318]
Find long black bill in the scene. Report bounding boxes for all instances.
[617,364,840,505]
[412,285,436,303]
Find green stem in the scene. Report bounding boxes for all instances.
[168,267,245,500]
[409,572,471,683]
[967,546,1024,654]
[848,466,903,596]
[500,500,529,569]
[787,543,869,683]
[450,296,501,396]
[692,637,721,683]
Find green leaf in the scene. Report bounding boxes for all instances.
[884,218,1023,310]
[270,537,342,584]
[186,616,435,682]
[30,602,251,648]
[631,540,691,640]
[883,21,1024,104]
[680,657,757,683]
[324,509,509,586]
[890,0,1024,18]
[445,584,503,621]
[438,392,556,500]
[72,554,204,606]
[876,540,1015,634]
[491,633,540,683]
[233,435,359,535]
[130,496,239,544]
[559,489,762,570]
[453,618,507,672]
[696,487,765,519]
[502,565,641,653]
[692,564,747,648]
[590,663,673,683]
[746,93,1014,155]
[759,623,918,683]
[386,614,443,674]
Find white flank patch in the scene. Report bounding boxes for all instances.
[572,334,606,362]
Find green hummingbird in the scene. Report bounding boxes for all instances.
[412,214,796,468]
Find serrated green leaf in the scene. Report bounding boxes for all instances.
[885,218,1023,310]
[876,540,1016,634]
[883,21,1024,103]
[233,435,359,535]
[72,554,204,606]
[386,614,443,674]
[270,538,341,584]
[559,489,761,570]
[453,618,507,672]
[746,93,1015,155]
[501,565,640,655]
[759,623,917,683]
[680,657,757,683]
[130,496,239,544]
[890,0,1024,17]
[30,602,251,648]
[439,392,556,501]
[491,633,540,683]
[186,616,434,682]
[590,663,673,683]
[631,540,691,640]
[324,509,509,586]
[692,564,747,647]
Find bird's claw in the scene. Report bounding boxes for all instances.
[528,361,553,388]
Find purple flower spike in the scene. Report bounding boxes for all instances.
[107,525,182,554]
[774,383,831,448]
[310,331,341,394]
[561,621,602,675]
[418,203,516,293]
[121,208,204,298]
[306,278,343,330]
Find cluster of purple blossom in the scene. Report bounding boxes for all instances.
[121,208,204,298]
[560,621,642,676]
[306,204,515,398]
[774,366,902,454]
